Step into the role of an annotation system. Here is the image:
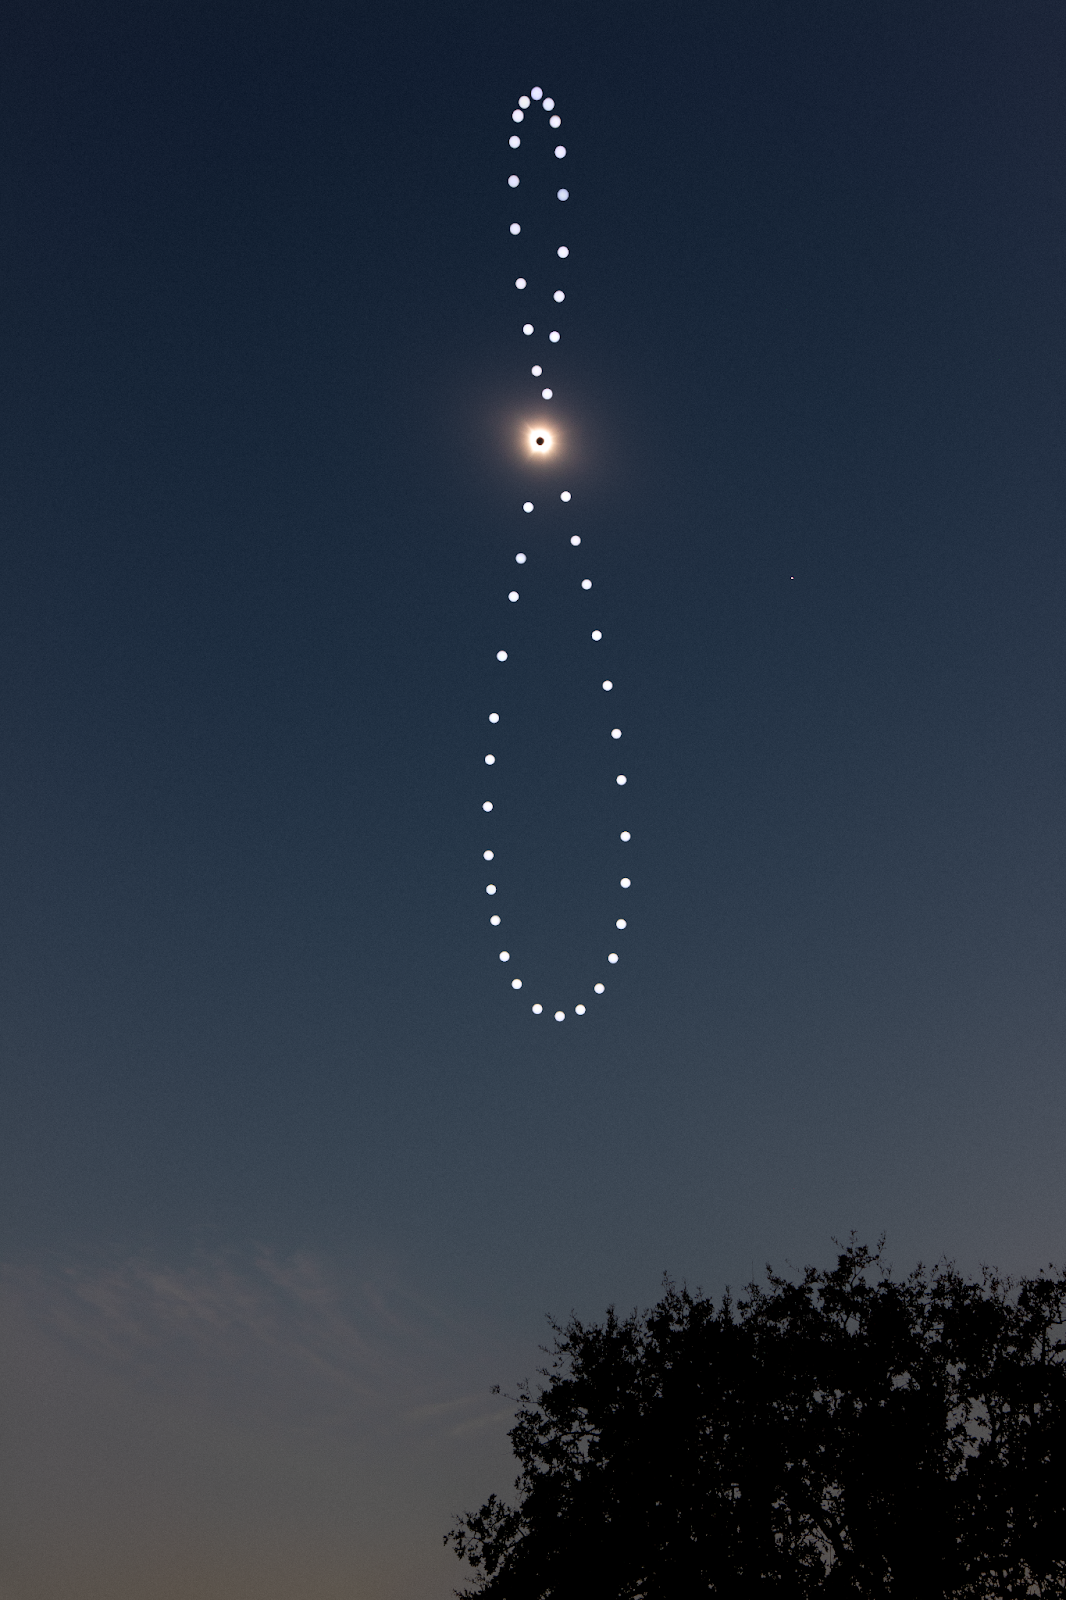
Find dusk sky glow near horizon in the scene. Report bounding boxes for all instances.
[1,3,1065,1596]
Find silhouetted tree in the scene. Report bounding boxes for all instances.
[448,1240,1066,1596]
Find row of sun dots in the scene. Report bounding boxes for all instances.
[482,87,631,1023]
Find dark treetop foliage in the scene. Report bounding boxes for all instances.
[448,1241,1066,1597]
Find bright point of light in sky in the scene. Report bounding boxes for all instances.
[522,322,533,334]
[515,277,526,288]
[549,330,560,342]
[508,590,519,601]
[511,978,522,989]
[496,650,508,661]
[616,775,627,785]
[518,95,530,108]
[553,290,565,302]
[512,109,524,123]
[514,553,526,564]
[485,754,495,765]
[620,877,631,888]
[554,145,566,158]
[541,388,552,399]
[554,1011,565,1021]
[557,246,569,257]
[522,500,534,510]
[616,918,627,929]
[509,135,521,149]
[575,1004,586,1015]
[490,914,501,926]
[543,97,555,110]
[489,711,500,722]
[531,364,542,375]
[594,983,605,994]
[591,629,602,640]
[602,679,613,690]
[483,850,494,860]
[482,801,493,812]
[508,175,519,188]
[532,1004,543,1014]
[486,884,497,895]
[510,223,521,235]
[560,490,571,501]
[608,953,619,964]
[550,115,561,128]
[581,578,592,589]
[620,830,631,841]
[611,728,621,739]
[557,188,569,200]
[531,86,542,100]
[500,951,510,961]
[571,535,581,546]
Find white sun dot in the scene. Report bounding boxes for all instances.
[508,590,519,602]
[549,330,560,342]
[489,711,500,722]
[557,188,569,200]
[509,135,521,149]
[522,322,534,335]
[485,753,496,765]
[620,830,631,841]
[531,86,542,100]
[560,490,571,501]
[531,364,542,375]
[581,578,592,590]
[554,1010,565,1021]
[608,952,619,964]
[554,145,566,158]
[508,175,520,188]
[510,223,521,235]
[616,774,627,785]
[490,914,500,925]
[541,388,552,399]
[616,918,627,929]
[523,501,534,512]
[602,679,613,691]
[518,95,530,108]
[500,950,510,961]
[550,115,561,128]
[594,982,605,994]
[543,98,555,110]
[620,877,631,888]
[512,109,524,123]
[611,728,621,739]
[553,290,565,302]
[496,650,508,661]
[483,850,494,860]
[486,884,497,895]
[532,1003,543,1014]
[591,629,602,640]
[575,1004,586,1015]
[515,277,527,289]
[512,977,523,989]
[571,535,581,546]
[483,801,493,812]
[515,553,526,564]
[557,246,569,258]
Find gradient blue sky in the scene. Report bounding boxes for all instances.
[2,2,1065,1595]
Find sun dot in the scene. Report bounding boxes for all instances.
[496,650,508,661]
[557,246,569,258]
[508,591,519,602]
[483,850,494,860]
[523,501,534,512]
[620,830,631,841]
[591,629,602,640]
[508,175,519,188]
[518,95,530,108]
[553,290,565,302]
[611,728,621,739]
[560,490,571,501]
[557,188,569,200]
[531,364,542,375]
[532,1003,543,1014]
[489,711,500,722]
[490,914,500,925]
[575,1004,586,1015]
[594,982,605,994]
[486,884,497,895]
[515,553,526,564]
[485,754,495,765]
[483,801,493,812]
[500,950,510,961]
[554,145,566,158]
[509,135,521,149]
[620,877,631,888]
[509,223,521,235]
[602,679,613,690]
[581,578,592,590]
[616,775,627,785]
[608,952,619,964]
[616,918,627,929]
[515,277,527,289]
[543,97,555,110]
[554,1010,565,1021]
[531,86,542,100]
[512,110,524,123]
[550,115,561,128]
[522,323,534,335]
[512,978,523,989]
[541,388,552,399]
[549,330,560,342]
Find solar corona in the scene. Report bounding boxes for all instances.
[481,86,632,1022]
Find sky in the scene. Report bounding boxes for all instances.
[1,1,1065,1594]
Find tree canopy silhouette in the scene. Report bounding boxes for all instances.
[448,1240,1066,1596]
